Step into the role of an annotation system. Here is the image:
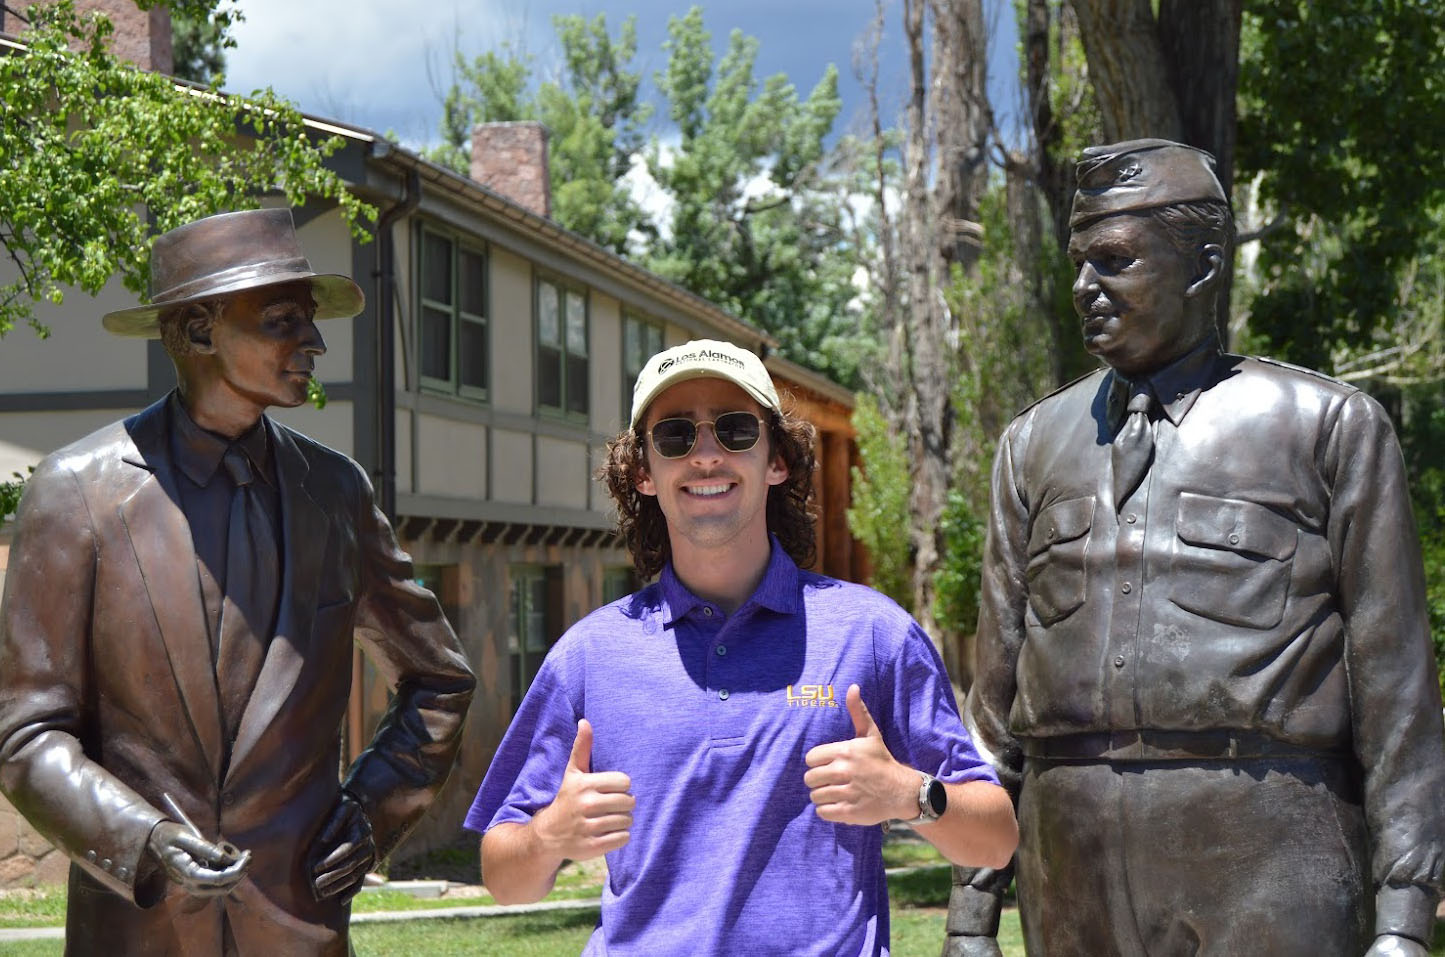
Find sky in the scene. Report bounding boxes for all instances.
[224,0,1023,152]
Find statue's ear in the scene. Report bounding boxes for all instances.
[185,304,218,355]
[1185,244,1225,298]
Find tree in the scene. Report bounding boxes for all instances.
[170,0,233,83]
[0,0,374,341]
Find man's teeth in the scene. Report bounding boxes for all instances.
[688,483,731,497]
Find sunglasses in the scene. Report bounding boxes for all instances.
[648,412,764,459]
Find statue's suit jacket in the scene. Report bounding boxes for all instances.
[0,396,476,956]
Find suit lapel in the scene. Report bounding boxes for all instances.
[226,422,328,783]
[117,400,224,781]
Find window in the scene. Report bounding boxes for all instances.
[603,566,638,604]
[419,226,488,398]
[622,315,664,421]
[536,277,588,418]
[508,565,563,711]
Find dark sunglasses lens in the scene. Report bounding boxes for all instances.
[714,412,761,451]
[651,419,698,458]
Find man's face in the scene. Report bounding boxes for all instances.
[1068,213,1212,376]
[635,377,788,560]
[205,281,326,412]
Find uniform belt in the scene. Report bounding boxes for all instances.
[1020,730,1347,762]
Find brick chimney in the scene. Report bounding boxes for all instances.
[2,1,173,74]
[470,122,552,218]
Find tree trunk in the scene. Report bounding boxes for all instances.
[1069,0,1181,141]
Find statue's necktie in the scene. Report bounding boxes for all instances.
[217,447,279,748]
[1112,387,1156,511]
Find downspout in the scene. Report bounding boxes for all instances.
[350,161,419,765]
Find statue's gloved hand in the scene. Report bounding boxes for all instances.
[307,789,376,902]
[146,821,250,897]
[943,936,1004,957]
[1363,934,1430,957]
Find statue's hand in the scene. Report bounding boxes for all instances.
[307,790,376,903]
[1364,934,1430,957]
[943,935,1004,957]
[146,821,250,897]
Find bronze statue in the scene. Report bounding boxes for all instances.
[948,140,1445,956]
[0,209,476,955]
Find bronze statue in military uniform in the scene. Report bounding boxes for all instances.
[948,140,1445,956]
[0,209,476,955]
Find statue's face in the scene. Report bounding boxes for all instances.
[1068,213,1210,376]
[207,281,325,411]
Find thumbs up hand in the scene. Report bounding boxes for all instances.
[532,719,635,861]
[803,685,918,826]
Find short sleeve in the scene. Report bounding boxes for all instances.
[881,620,998,787]
[464,650,581,833]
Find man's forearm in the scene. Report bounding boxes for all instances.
[479,820,568,905]
[915,781,1018,870]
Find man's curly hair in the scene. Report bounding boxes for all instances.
[598,398,817,580]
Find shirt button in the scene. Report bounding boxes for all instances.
[1126,514,1137,524]
[1121,582,1132,594]
[702,607,713,617]
[1114,655,1126,668]
[718,688,730,700]
[716,645,727,656]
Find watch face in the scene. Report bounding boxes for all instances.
[925,778,947,816]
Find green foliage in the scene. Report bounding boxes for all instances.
[425,44,534,173]
[0,0,376,341]
[847,394,912,610]
[0,468,31,525]
[933,489,986,637]
[1238,0,1445,371]
[170,0,236,83]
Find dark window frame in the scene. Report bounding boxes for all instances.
[621,313,665,424]
[417,222,489,401]
[534,273,589,423]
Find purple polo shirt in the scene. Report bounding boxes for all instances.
[466,539,997,956]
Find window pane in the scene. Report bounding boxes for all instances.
[538,344,562,408]
[623,318,641,377]
[566,353,588,415]
[565,292,587,355]
[421,306,451,380]
[646,323,663,357]
[423,232,452,304]
[460,248,485,316]
[524,577,547,652]
[459,318,487,390]
[538,282,560,346]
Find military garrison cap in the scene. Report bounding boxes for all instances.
[1069,138,1227,229]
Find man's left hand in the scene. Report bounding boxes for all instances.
[307,790,377,902]
[804,684,917,825]
[1363,934,1429,957]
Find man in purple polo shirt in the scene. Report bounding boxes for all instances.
[466,339,1017,955]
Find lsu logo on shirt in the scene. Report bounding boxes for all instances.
[786,684,838,708]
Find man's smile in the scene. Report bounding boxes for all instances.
[683,480,736,498]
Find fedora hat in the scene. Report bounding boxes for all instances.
[102,208,365,337]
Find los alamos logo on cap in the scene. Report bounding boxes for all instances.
[658,348,746,374]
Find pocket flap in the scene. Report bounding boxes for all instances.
[1176,492,1297,560]
[1028,496,1095,555]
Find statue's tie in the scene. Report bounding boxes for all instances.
[1112,387,1156,511]
[217,447,279,749]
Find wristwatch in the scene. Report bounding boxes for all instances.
[905,772,947,825]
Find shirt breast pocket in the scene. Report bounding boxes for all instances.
[1026,496,1095,626]
[1170,492,1298,629]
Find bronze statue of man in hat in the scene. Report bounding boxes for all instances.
[0,208,475,955]
[948,140,1445,956]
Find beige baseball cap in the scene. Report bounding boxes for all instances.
[629,339,780,429]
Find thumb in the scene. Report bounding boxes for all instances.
[846,685,879,738]
[567,718,593,773]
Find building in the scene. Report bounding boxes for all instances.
[0,2,863,880]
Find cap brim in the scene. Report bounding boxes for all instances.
[630,367,778,429]
[101,273,365,338]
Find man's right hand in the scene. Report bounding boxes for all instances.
[532,719,634,862]
[146,821,250,897]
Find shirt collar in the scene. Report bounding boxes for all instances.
[167,392,272,488]
[1106,336,1222,431]
[660,535,800,623]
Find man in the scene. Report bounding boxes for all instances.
[950,139,1445,956]
[467,339,1017,955]
[0,208,476,955]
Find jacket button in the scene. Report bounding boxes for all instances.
[1114,655,1126,668]
[1126,514,1137,524]
[101,859,112,871]
[117,866,129,880]
[1228,533,1240,545]
[1121,582,1132,594]
[85,850,96,863]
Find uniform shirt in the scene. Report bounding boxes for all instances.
[967,339,1445,940]
[467,539,996,956]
